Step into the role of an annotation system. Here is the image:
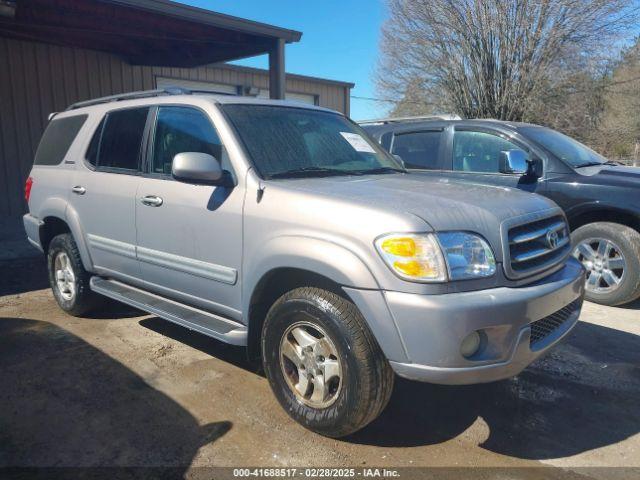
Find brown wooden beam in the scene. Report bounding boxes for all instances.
[269,37,285,99]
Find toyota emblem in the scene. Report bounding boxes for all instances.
[546,230,559,249]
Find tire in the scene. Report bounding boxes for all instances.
[261,287,394,438]
[571,222,640,306]
[47,233,101,316]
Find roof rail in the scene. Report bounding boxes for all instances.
[358,114,462,125]
[65,87,194,111]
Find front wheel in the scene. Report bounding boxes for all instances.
[261,287,394,437]
[572,222,640,306]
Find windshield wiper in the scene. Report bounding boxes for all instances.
[268,167,350,179]
[352,167,407,175]
[574,160,618,168]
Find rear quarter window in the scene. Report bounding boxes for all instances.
[34,114,88,165]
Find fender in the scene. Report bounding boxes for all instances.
[39,197,94,271]
[242,235,410,363]
[63,203,94,271]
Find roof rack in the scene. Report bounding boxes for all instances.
[358,114,462,125]
[65,87,197,111]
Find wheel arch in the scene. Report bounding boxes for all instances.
[39,204,93,271]
[243,236,382,361]
[567,206,640,233]
[245,267,353,361]
[40,215,71,254]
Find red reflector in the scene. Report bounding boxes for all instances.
[25,176,33,202]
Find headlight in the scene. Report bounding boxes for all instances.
[375,233,447,282]
[375,232,496,282]
[436,232,496,280]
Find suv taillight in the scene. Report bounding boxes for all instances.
[25,176,33,203]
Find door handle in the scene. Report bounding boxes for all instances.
[141,195,163,207]
[72,185,86,195]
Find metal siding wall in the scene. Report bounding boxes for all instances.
[0,37,350,216]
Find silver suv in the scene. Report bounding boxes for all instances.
[24,89,585,437]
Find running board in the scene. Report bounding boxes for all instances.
[90,277,247,346]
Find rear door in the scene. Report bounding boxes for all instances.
[389,128,446,171]
[69,106,150,281]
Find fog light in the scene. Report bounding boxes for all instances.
[460,331,481,358]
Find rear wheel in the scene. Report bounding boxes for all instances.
[47,233,101,315]
[261,287,394,437]
[572,222,640,306]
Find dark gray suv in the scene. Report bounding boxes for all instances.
[363,117,640,306]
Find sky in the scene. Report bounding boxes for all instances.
[176,0,389,120]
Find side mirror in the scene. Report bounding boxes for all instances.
[526,156,543,178]
[172,152,224,184]
[499,150,529,174]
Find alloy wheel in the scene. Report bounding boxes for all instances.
[573,237,626,294]
[279,321,342,409]
[54,252,76,301]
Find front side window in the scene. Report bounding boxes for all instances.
[151,106,223,175]
[392,130,442,169]
[453,130,529,173]
[222,104,403,178]
[93,107,149,171]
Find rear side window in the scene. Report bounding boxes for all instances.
[34,114,88,165]
[92,107,149,171]
[392,130,442,169]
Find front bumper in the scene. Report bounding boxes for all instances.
[350,258,585,385]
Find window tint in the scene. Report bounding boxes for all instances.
[85,117,105,167]
[152,107,222,175]
[453,130,528,173]
[34,114,88,165]
[392,131,442,169]
[97,108,148,171]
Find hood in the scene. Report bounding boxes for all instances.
[272,173,558,259]
[577,164,640,187]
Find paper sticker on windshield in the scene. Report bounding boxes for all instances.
[340,132,376,153]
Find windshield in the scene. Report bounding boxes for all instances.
[520,126,607,168]
[222,104,404,179]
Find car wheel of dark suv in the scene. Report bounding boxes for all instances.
[261,287,394,437]
[572,222,640,306]
[47,233,101,316]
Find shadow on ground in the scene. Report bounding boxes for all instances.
[349,321,640,460]
[0,256,48,296]
[139,317,260,375]
[620,298,640,310]
[0,318,231,468]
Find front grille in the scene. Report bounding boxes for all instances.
[529,299,581,347]
[506,214,571,278]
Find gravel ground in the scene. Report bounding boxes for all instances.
[0,221,638,478]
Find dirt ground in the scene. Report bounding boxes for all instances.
[1,220,639,478]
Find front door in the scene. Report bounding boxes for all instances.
[135,105,244,320]
[69,106,149,282]
[444,128,544,193]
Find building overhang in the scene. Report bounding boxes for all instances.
[0,0,302,68]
